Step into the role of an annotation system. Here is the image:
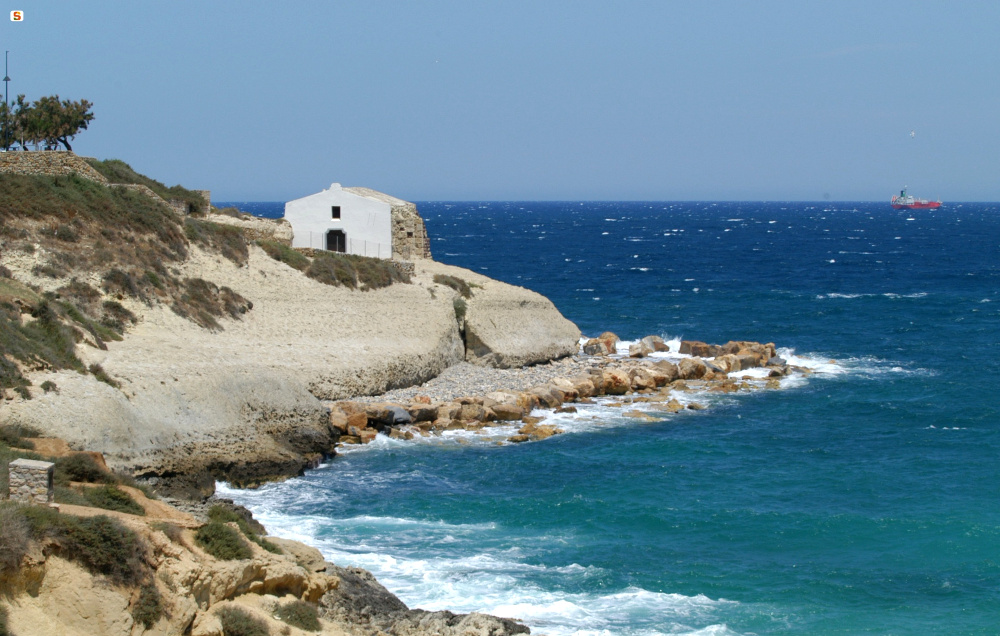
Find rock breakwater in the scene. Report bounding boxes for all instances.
[333,335,797,446]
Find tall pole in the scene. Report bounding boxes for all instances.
[3,51,10,151]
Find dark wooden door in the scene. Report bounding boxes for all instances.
[326,230,346,252]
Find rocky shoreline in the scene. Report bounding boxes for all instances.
[327,333,797,447]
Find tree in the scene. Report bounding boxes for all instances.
[0,94,94,151]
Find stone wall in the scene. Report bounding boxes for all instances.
[0,151,109,184]
[195,190,212,214]
[389,201,433,260]
[7,458,54,504]
[342,186,433,260]
[206,213,293,245]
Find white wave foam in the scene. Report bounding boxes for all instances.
[215,492,740,636]
[815,292,928,300]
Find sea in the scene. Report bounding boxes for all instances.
[215,201,1000,635]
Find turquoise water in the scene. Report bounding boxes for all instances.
[221,202,1000,634]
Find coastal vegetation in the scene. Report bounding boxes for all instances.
[216,605,270,636]
[194,521,253,560]
[0,168,252,392]
[256,238,411,290]
[207,505,282,554]
[1,504,148,585]
[0,94,94,152]
[433,273,474,299]
[275,599,321,631]
[84,158,206,215]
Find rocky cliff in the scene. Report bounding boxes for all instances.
[1,225,579,493]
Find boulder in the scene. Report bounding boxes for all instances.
[491,402,525,421]
[329,409,349,434]
[460,403,487,422]
[652,360,679,382]
[601,369,631,395]
[738,353,765,369]
[583,339,611,356]
[623,409,658,421]
[649,370,670,387]
[437,402,463,421]
[679,340,711,357]
[720,341,742,355]
[549,377,579,400]
[641,335,669,352]
[528,386,564,409]
[485,391,519,405]
[406,403,438,422]
[678,358,708,380]
[336,401,367,417]
[568,375,596,397]
[518,421,563,441]
[665,399,684,412]
[714,354,741,373]
[346,412,368,430]
[598,331,620,350]
[628,342,652,358]
[628,368,657,390]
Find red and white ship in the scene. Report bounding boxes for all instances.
[891,187,941,209]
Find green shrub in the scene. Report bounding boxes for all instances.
[274,599,320,631]
[453,297,467,323]
[84,158,206,216]
[433,274,472,299]
[101,268,142,299]
[132,583,163,629]
[152,521,183,544]
[40,380,58,393]
[217,605,270,636]
[101,300,137,333]
[171,278,252,331]
[0,424,39,449]
[208,506,281,554]
[305,252,409,291]
[53,486,90,506]
[0,503,30,572]
[21,508,148,585]
[257,240,309,271]
[82,484,145,516]
[88,363,120,388]
[195,522,253,561]
[54,453,111,485]
[184,219,248,266]
[306,253,356,288]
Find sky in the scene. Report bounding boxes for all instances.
[1,1,997,201]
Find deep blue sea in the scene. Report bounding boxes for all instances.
[217,201,1000,635]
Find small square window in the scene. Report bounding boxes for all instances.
[331,206,341,219]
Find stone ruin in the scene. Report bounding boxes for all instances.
[7,458,54,505]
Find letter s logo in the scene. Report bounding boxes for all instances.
[10,11,23,21]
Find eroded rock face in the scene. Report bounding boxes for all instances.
[320,565,530,636]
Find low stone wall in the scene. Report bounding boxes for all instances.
[206,213,293,245]
[0,151,110,184]
[7,458,54,504]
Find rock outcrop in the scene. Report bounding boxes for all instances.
[1,246,580,491]
[0,502,528,636]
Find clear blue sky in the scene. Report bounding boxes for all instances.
[2,1,996,201]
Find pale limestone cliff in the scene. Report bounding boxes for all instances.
[1,244,579,489]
